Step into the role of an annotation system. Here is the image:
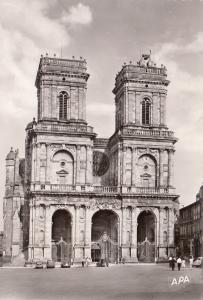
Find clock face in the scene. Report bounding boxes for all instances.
[93,151,109,176]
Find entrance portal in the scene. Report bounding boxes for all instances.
[51,210,72,262]
[137,211,155,262]
[91,210,118,263]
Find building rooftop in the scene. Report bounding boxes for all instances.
[35,54,88,87]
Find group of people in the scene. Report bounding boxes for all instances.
[169,256,194,271]
[81,257,91,267]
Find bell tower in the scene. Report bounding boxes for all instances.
[107,53,177,191]
[113,53,169,131]
[35,55,88,124]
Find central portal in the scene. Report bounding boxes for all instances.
[137,210,155,262]
[51,210,72,263]
[91,210,118,263]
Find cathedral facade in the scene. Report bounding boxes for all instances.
[3,53,179,264]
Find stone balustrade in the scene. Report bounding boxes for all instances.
[31,184,175,195]
[34,122,94,134]
[121,127,174,138]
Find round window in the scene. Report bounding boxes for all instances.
[61,161,66,167]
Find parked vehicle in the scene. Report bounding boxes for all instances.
[192,257,203,267]
[46,260,55,269]
[35,260,44,269]
[61,261,70,268]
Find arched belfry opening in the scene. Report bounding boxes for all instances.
[137,210,156,262]
[91,210,118,263]
[51,210,72,262]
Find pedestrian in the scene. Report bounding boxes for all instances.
[189,256,194,269]
[82,258,85,267]
[181,257,185,268]
[169,256,172,268]
[86,257,90,267]
[171,257,176,271]
[177,257,182,271]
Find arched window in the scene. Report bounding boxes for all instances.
[142,98,151,125]
[59,91,68,120]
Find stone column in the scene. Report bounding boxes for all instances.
[44,205,52,259]
[132,148,136,186]
[135,92,141,125]
[36,143,41,183]
[159,208,164,246]
[160,93,166,126]
[31,143,36,183]
[124,86,128,124]
[28,202,34,260]
[158,208,166,258]
[45,144,51,183]
[76,146,80,185]
[117,145,121,186]
[121,206,128,257]
[86,146,92,185]
[131,207,138,261]
[168,208,174,246]
[84,206,91,258]
[122,147,127,185]
[168,149,174,188]
[74,205,81,260]
[159,149,164,187]
[152,92,159,126]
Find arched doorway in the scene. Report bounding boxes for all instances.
[137,210,156,262]
[51,210,72,263]
[91,210,118,263]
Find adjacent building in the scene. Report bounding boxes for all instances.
[3,53,179,264]
[179,186,203,258]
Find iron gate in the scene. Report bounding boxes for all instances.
[52,238,72,263]
[137,237,155,263]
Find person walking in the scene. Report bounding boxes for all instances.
[177,257,182,271]
[82,258,85,267]
[86,257,90,267]
[181,257,186,268]
[189,256,194,269]
[171,257,176,271]
[169,256,172,269]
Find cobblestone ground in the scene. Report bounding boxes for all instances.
[0,264,202,300]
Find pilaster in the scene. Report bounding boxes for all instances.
[132,148,137,186]
[74,204,81,259]
[86,146,92,185]
[122,147,127,185]
[168,149,174,188]
[131,207,138,261]
[159,149,164,187]
[76,146,80,185]
[84,206,91,258]
[44,205,52,259]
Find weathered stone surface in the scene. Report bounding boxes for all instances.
[3,54,179,263]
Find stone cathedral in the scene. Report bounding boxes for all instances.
[3,53,179,264]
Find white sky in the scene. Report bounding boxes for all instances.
[1,0,203,229]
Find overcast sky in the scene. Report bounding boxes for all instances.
[1,0,203,229]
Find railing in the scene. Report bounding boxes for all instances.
[93,186,118,193]
[40,57,87,73]
[115,64,167,82]
[121,128,174,138]
[34,123,94,134]
[51,184,75,192]
[31,184,174,195]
